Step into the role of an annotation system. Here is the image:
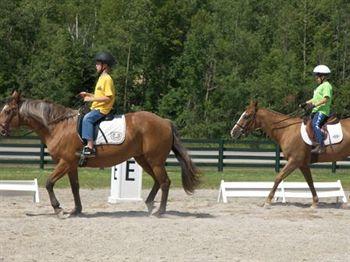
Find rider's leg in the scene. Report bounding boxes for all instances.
[81,110,104,154]
[86,140,94,149]
[311,112,327,153]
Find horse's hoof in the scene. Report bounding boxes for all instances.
[310,204,318,209]
[55,209,69,219]
[340,203,348,209]
[152,210,165,218]
[54,207,63,215]
[63,213,80,219]
[64,208,82,217]
[146,202,155,214]
[263,202,272,209]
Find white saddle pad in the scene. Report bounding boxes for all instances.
[300,122,343,146]
[95,115,126,145]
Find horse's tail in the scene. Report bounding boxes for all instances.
[171,122,200,194]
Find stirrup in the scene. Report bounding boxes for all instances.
[82,146,96,157]
[78,155,87,167]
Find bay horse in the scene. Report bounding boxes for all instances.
[0,91,200,216]
[230,101,350,208]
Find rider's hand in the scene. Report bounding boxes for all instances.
[299,102,307,108]
[79,92,87,98]
[83,96,94,102]
[305,103,315,111]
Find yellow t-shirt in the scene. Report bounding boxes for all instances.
[91,73,115,115]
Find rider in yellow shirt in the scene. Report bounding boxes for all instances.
[79,51,116,157]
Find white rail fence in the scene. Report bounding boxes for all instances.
[0,179,39,203]
[218,180,348,204]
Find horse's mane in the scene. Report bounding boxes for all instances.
[20,99,78,129]
[264,108,302,129]
[265,108,294,118]
[266,108,284,115]
[262,108,302,121]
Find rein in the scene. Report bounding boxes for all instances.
[270,108,304,130]
[272,108,304,124]
[271,121,302,130]
[48,112,78,125]
[47,99,82,125]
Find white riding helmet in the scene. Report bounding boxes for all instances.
[313,65,331,75]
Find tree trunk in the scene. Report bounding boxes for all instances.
[302,0,307,81]
[124,44,131,111]
[75,13,79,40]
[343,29,348,81]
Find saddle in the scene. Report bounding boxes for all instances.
[301,115,343,146]
[76,112,126,167]
[77,113,126,145]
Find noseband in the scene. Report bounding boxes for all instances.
[234,112,256,136]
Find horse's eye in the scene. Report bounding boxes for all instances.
[243,115,250,120]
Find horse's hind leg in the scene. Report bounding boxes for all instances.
[299,165,319,208]
[67,166,82,216]
[145,182,160,213]
[151,165,171,217]
[46,159,70,214]
[135,156,159,213]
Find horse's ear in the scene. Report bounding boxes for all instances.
[11,90,21,103]
[249,100,258,109]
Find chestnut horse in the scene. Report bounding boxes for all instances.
[230,101,350,207]
[0,91,200,216]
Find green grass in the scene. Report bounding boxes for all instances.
[0,166,350,190]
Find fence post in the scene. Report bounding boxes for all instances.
[331,161,337,173]
[275,143,280,173]
[40,142,45,169]
[218,139,224,172]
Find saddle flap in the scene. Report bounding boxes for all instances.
[303,115,340,144]
[77,114,126,145]
[300,122,343,146]
[95,115,126,145]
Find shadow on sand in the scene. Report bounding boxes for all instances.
[270,201,348,210]
[79,210,215,219]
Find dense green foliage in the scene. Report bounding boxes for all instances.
[0,0,349,138]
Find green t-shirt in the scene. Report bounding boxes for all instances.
[311,81,333,116]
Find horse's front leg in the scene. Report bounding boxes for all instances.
[265,161,298,207]
[299,165,319,208]
[46,159,70,214]
[67,166,82,216]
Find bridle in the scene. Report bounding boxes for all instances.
[0,101,20,136]
[233,111,257,136]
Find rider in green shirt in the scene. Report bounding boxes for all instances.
[301,65,333,154]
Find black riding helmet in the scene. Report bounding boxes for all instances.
[95,51,116,67]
